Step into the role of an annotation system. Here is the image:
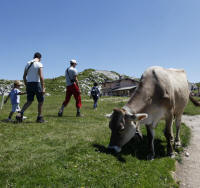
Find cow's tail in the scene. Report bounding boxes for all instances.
[189,94,200,106]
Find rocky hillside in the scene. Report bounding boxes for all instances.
[0,79,15,96]
[0,69,133,96]
[45,69,133,95]
[1,69,198,96]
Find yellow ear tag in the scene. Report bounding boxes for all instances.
[138,114,148,121]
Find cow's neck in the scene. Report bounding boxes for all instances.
[123,88,151,114]
[124,99,146,114]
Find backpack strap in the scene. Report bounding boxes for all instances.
[25,61,34,76]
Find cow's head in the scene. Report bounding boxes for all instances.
[107,108,148,153]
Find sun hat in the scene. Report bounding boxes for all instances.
[70,59,77,64]
[14,80,22,86]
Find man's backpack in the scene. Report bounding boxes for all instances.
[91,87,98,97]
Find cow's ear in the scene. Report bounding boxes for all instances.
[113,108,122,113]
[134,113,148,121]
[126,113,148,121]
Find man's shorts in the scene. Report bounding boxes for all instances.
[12,103,21,112]
[26,82,44,102]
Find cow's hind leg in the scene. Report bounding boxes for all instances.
[146,124,155,160]
[174,115,182,148]
[164,116,174,157]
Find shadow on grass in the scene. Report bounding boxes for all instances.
[0,119,25,124]
[45,114,75,118]
[0,119,49,124]
[93,135,166,162]
[93,143,127,163]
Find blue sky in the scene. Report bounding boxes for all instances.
[0,0,200,82]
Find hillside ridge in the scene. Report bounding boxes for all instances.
[0,69,133,95]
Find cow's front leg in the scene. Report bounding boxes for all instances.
[146,125,155,160]
[174,115,182,148]
[164,117,174,157]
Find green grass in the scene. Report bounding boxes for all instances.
[184,97,200,115]
[0,95,194,187]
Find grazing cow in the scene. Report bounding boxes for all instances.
[107,66,200,159]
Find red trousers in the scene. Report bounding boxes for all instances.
[62,83,82,108]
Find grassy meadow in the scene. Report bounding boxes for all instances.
[184,97,200,115]
[0,94,198,187]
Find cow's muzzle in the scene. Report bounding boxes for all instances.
[107,145,121,153]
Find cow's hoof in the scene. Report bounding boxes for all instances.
[147,154,154,160]
[170,153,175,159]
[174,141,181,148]
[167,152,175,158]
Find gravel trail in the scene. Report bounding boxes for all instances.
[175,115,200,188]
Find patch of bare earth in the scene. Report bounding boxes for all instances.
[175,115,200,188]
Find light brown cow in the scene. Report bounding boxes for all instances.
[108,66,200,160]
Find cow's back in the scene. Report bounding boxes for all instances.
[143,66,189,115]
[126,66,189,122]
[166,68,189,115]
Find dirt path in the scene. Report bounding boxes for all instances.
[175,115,200,187]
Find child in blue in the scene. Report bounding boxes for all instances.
[90,82,101,109]
[4,80,26,121]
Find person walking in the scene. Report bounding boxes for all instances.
[90,82,101,109]
[16,52,45,123]
[4,80,26,121]
[58,59,82,117]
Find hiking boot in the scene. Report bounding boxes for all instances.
[76,112,82,117]
[58,110,63,117]
[16,112,23,123]
[6,118,12,122]
[36,116,45,123]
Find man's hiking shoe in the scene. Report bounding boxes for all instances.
[76,112,82,117]
[36,116,45,123]
[16,113,23,123]
[58,110,63,117]
[6,118,12,122]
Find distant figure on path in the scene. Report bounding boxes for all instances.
[90,82,100,109]
[4,80,26,121]
[58,59,82,117]
[16,52,45,123]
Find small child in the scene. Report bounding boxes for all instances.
[4,80,26,121]
[90,82,101,109]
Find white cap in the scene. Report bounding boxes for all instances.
[70,59,77,64]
